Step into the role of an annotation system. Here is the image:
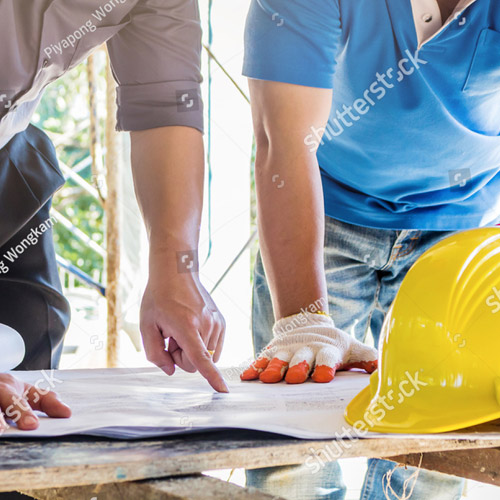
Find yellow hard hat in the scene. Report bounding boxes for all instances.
[345,227,500,434]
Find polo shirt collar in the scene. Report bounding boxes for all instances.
[410,0,479,48]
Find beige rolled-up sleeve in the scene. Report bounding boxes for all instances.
[107,0,204,133]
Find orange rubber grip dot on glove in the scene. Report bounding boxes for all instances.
[311,365,337,383]
[285,361,311,384]
[259,358,289,383]
[341,360,378,374]
[240,357,269,381]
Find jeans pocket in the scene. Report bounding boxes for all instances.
[463,29,500,96]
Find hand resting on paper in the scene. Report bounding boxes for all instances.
[0,323,71,431]
[0,373,71,432]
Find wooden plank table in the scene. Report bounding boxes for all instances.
[1,430,500,499]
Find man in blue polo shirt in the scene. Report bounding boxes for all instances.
[242,0,500,498]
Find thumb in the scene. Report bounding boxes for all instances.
[341,341,378,374]
[348,341,378,363]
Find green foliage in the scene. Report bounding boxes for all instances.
[32,60,106,284]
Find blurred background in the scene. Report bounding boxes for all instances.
[33,1,498,497]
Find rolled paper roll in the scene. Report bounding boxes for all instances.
[0,323,25,372]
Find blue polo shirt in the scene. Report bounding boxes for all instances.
[243,0,500,230]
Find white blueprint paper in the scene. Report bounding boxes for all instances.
[1,367,499,440]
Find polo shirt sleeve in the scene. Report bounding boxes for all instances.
[107,0,203,133]
[243,0,342,89]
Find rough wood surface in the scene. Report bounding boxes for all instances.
[1,430,500,492]
[389,447,500,487]
[21,474,285,500]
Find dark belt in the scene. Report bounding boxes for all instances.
[0,124,65,247]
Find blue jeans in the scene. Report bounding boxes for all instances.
[246,216,465,500]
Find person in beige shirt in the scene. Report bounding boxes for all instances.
[0,0,228,436]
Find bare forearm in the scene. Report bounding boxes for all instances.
[256,148,328,320]
[130,126,204,267]
[130,126,227,392]
[249,80,332,321]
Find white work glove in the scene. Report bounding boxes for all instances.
[241,312,378,384]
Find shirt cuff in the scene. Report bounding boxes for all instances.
[243,61,335,89]
[116,81,204,133]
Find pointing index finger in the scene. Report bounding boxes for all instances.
[183,333,229,393]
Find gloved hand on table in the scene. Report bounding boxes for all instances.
[241,312,378,384]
